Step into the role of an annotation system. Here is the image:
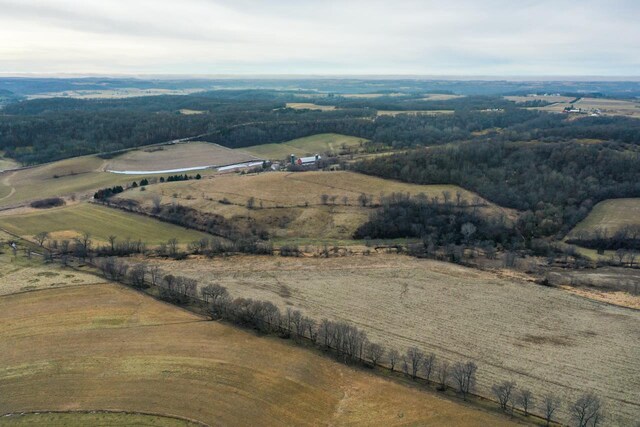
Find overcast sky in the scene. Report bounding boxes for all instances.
[1,0,638,76]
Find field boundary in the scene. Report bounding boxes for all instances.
[0,409,210,426]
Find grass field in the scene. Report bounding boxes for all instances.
[285,102,336,111]
[241,133,368,160]
[145,254,640,426]
[0,156,155,208]
[0,152,19,172]
[115,171,510,241]
[0,259,516,426]
[569,198,640,236]
[421,94,465,101]
[105,142,259,173]
[0,203,208,245]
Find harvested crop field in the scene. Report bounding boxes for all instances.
[0,281,516,426]
[569,198,640,236]
[241,133,367,160]
[105,142,259,173]
[114,171,510,241]
[0,203,208,245]
[145,254,640,426]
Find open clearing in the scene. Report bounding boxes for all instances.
[145,254,640,426]
[26,88,205,100]
[376,110,454,116]
[0,273,515,426]
[569,198,640,236]
[285,102,336,111]
[241,133,368,160]
[535,97,640,118]
[105,142,259,173]
[0,203,208,245]
[115,171,510,241]
[421,94,465,101]
[2,412,200,426]
[504,95,576,104]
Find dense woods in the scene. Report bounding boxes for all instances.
[355,140,640,237]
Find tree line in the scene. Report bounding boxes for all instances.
[94,256,606,426]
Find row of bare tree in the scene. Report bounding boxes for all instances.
[95,258,605,426]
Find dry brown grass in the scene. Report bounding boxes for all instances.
[144,254,640,426]
[504,95,575,104]
[115,171,511,241]
[0,281,516,426]
[105,142,259,172]
[569,198,640,237]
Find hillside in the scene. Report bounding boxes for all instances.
[0,246,516,426]
[113,171,512,242]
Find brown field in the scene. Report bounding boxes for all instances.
[105,142,259,173]
[569,198,640,237]
[240,133,367,161]
[376,110,454,116]
[0,262,517,426]
[341,93,406,98]
[535,97,640,118]
[114,171,511,241]
[285,102,336,111]
[144,254,640,426]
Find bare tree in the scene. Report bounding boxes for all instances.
[517,388,533,416]
[492,380,516,410]
[452,361,477,400]
[570,392,604,427]
[34,231,49,247]
[366,342,385,367]
[422,353,436,382]
[108,235,117,253]
[149,265,161,286]
[388,349,400,372]
[320,194,329,205]
[247,197,256,209]
[437,360,450,391]
[461,222,477,245]
[151,194,162,213]
[168,238,178,257]
[543,394,561,427]
[128,263,147,288]
[405,347,424,380]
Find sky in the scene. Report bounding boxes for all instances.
[1,0,639,76]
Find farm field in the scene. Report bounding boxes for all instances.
[114,171,509,241]
[144,254,640,426]
[285,102,336,111]
[26,88,205,100]
[2,412,200,426]
[0,156,154,208]
[105,142,259,173]
[421,94,465,101]
[535,97,640,118]
[376,109,454,116]
[504,95,576,104]
[0,203,208,246]
[568,198,640,236]
[241,133,368,160]
[0,270,517,426]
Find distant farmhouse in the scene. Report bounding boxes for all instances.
[290,154,321,166]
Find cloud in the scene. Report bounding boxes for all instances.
[0,0,638,75]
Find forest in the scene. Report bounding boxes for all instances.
[354,140,640,238]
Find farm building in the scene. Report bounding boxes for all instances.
[290,154,321,166]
